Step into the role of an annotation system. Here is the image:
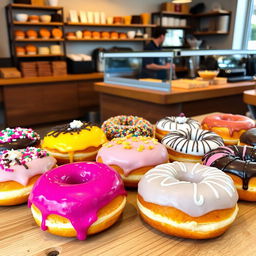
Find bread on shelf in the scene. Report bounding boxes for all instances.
[15,30,25,39]
[83,30,92,39]
[25,44,37,55]
[52,28,63,39]
[16,46,26,56]
[26,29,38,39]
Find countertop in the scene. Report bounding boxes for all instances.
[94,81,256,104]
[1,113,255,256]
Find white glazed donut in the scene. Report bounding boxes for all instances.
[155,115,200,140]
[161,128,224,163]
[137,162,239,239]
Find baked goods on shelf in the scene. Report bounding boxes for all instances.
[25,44,37,55]
[16,46,25,56]
[138,162,239,239]
[51,28,63,39]
[0,127,40,151]
[92,31,101,39]
[26,29,38,39]
[39,28,50,39]
[20,61,37,77]
[66,32,76,40]
[29,162,126,240]
[97,136,168,187]
[202,113,255,145]
[101,31,110,39]
[38,46,50,55]
[161,128,224,163]
[42,120,107,164]
[52,61,67,76]
[155,114,200,140]
[203,145,256,201]
[29,15,40,23]
[119,32,127,39]
[238,128,256,147]
[83,30,92,39]
[101,115,154,140]
[110,31,119,39]
[0,147,56,206]
[0,67,21,79]
[15,30,25,39]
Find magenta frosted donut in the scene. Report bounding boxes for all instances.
[28,162,127,240]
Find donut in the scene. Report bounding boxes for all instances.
[203,145,256,201]
[0,127,40,152]
[42,120,107,164]
[239,128,256,147]
[156,113,200,140]
[202,113,255,145]
[28,162,127,240]
[101,115,153,140]
[137,162,238,239]
[161,128,224,163]
[97,136,168,187]
[0,147,56,205]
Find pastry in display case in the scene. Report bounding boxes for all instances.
[51,28,63,39]
[92,31,100,39]
[25,44,37,55]
[39,29,50,39]
[16,46,25,56]
[66,32,76,40]
[26,29,38,39]
[101,31,110,39]
[83,30,92,39]
[29,15,40,23]
[15,30,25,39]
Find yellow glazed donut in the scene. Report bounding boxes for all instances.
[42,120,107,164]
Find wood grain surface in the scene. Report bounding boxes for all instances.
[244,89,256,106]
[0,113,255,256]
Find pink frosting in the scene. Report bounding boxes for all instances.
[0,156,56,185]
[203,146,234,166]
[96,137,168,176]
[28,162,126,240]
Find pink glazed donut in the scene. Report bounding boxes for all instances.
[28,162,127,240]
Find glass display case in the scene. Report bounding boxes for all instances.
[103,49,256,92]
[103,51,174,92]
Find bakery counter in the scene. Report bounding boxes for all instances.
[0,73,103,127]
[1,113,256,256]
[94,81,256,122]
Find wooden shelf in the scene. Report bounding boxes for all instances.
[13,21,63,26]
[193,10,231,17]
[162,26,191,29]
[15,38,64,42]
[65,22,156,27]
[16,54,64,58]
[193,31,229,35]
[9,3,63,10]
[66,38,151,41]
[152,11,191,16]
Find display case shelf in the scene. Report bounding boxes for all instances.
[15,38,64,42]
[65,22,156,27]
[13,21,63,26]
[65,38,151,41]
[16,54,64,58]
[10,3,63,10]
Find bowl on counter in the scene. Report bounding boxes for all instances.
[198,70,219,80]
[40,15,52,23]
[15,13,28,22]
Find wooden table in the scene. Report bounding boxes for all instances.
[1,113,256,256]
[94,81,256,123]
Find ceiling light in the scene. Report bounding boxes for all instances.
[172,0,192,3]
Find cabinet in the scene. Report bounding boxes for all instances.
[192,10,231,35]
[5,3,66,65]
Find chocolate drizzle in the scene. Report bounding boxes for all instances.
[46,122,93,137]
[203,145,256,190]
[162,128,224,155]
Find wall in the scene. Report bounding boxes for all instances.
[0,0,239,58]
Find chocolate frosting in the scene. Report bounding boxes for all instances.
[203,145,256,190]
[240,128,256,147]
[0,138,40,151]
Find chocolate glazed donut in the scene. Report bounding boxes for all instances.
[203,145,256,190]
[239,128,256,147]
[0,138,40,151]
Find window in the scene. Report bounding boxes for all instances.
[248,1,256,49]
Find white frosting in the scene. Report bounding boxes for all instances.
[69,120,83,129]
[156,116,200,132]
[161,128,224,156]
[138,162,238,217]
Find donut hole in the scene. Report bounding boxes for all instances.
[59,172,91,185]
[177,173,203,184]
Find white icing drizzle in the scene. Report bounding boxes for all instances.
[161,128,224,156]
[139,162,238,217]
[156,116,200,132]
[193,183,204,206]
